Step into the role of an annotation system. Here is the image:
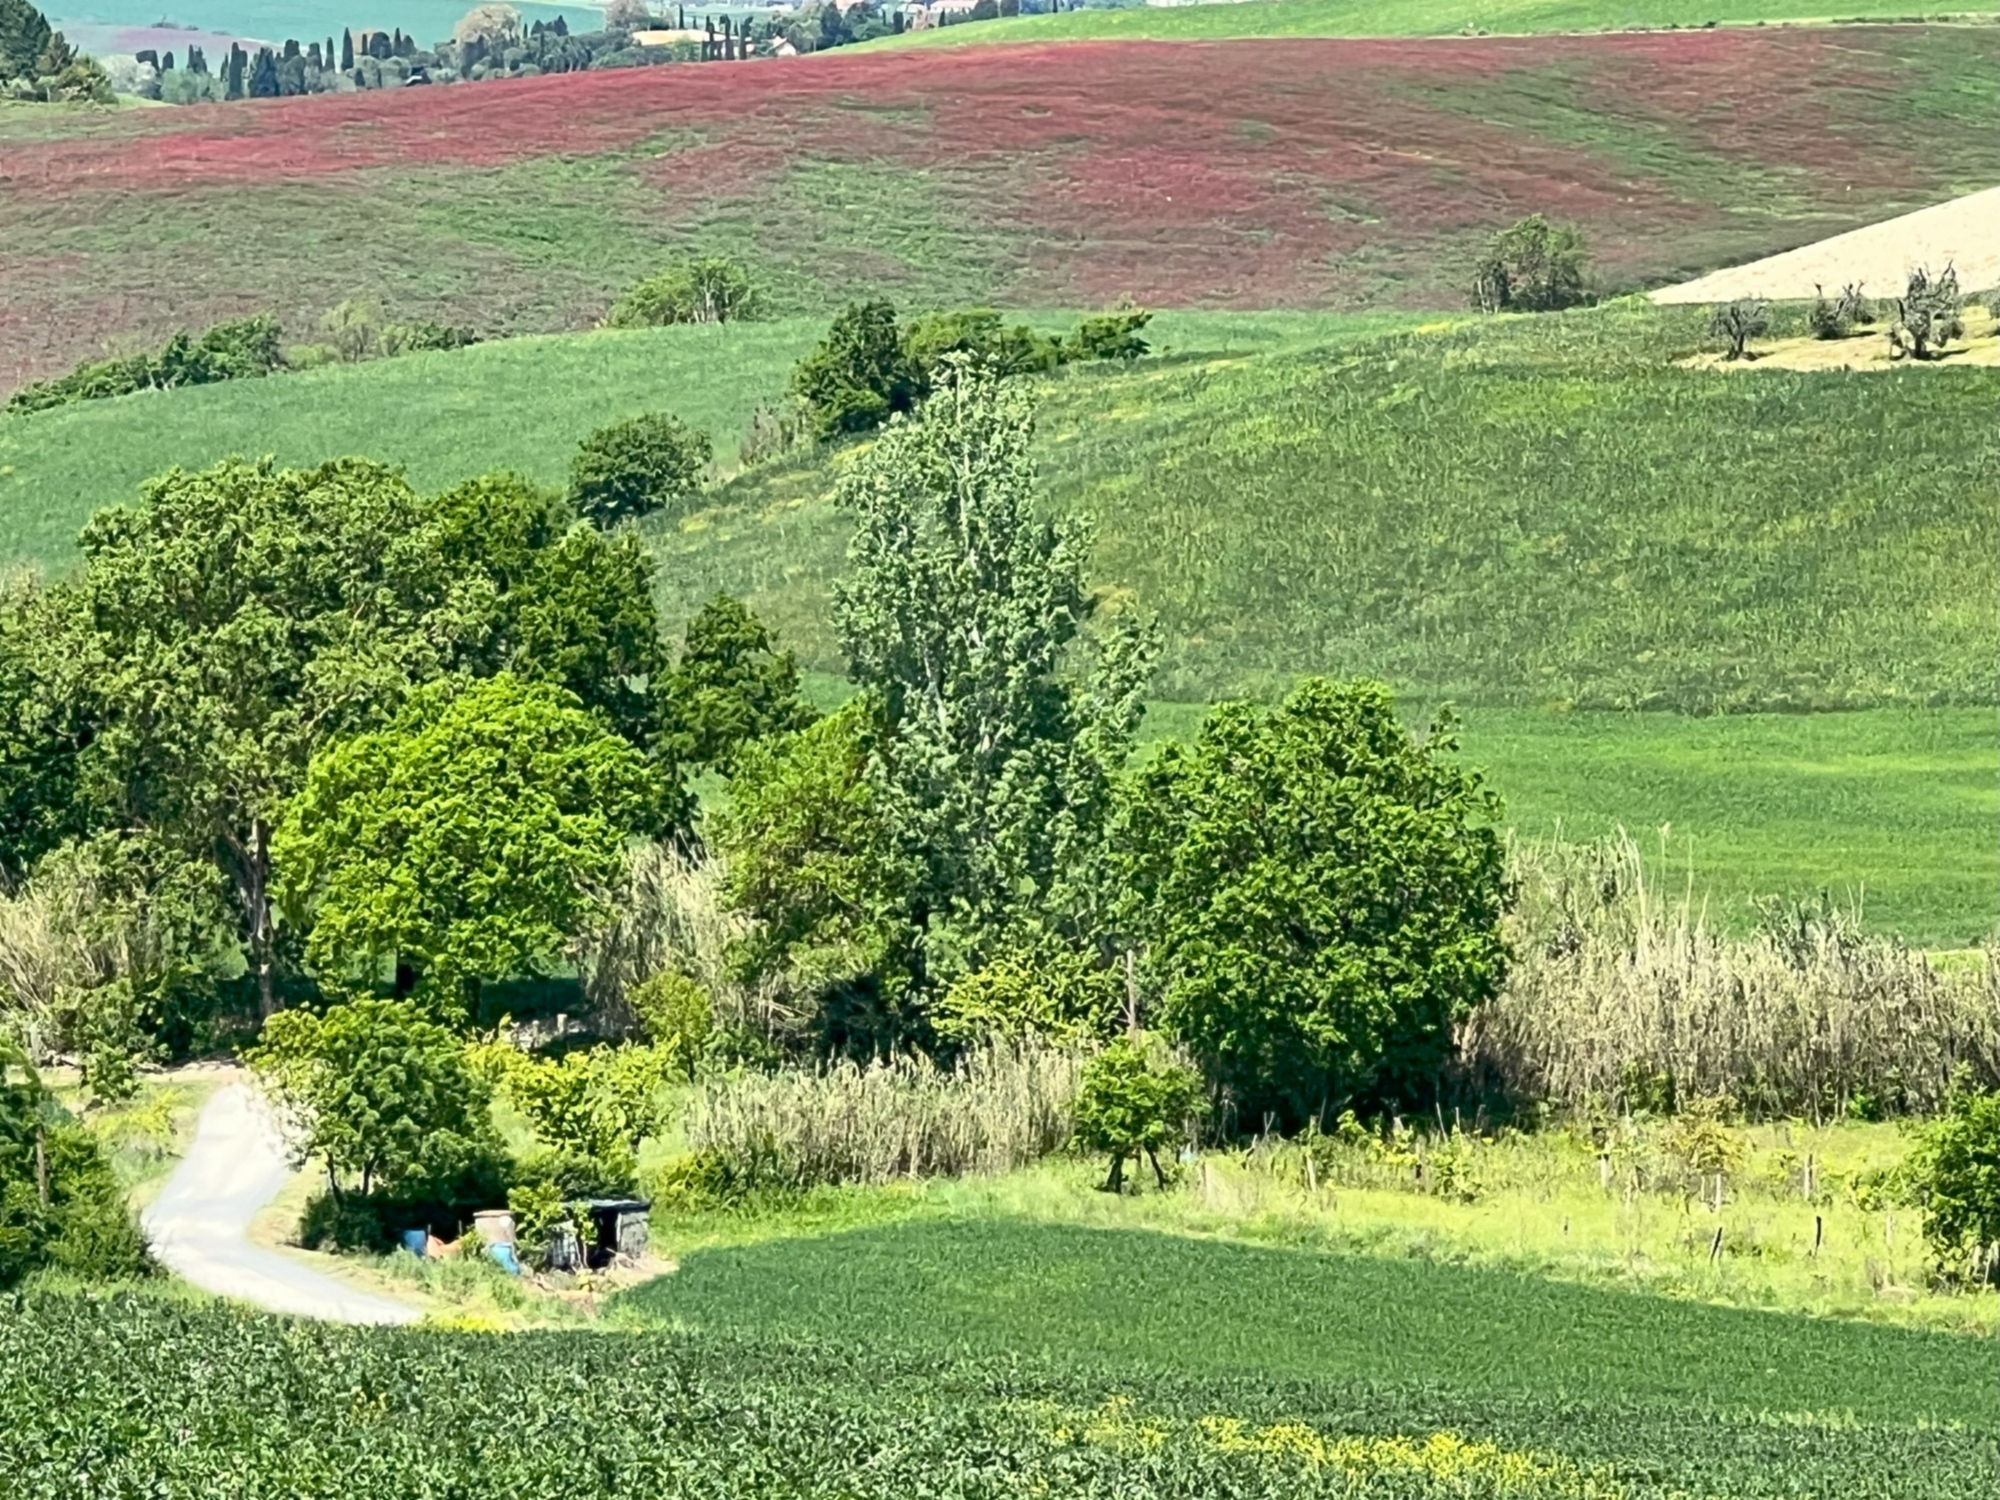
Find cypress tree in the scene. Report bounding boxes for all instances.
[248,45,278,96]
[306,40,320,67]
[224,42,245,98]
[339,26,353,68]
[0,0,53,81]
[161,48,174,68]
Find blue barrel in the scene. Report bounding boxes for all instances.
[486,1242,521,1276]
[400,1228,428,1258]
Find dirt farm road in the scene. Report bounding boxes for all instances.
[141,1083,418,1325]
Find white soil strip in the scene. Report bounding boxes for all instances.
[1651,188,1999,304]
[141,1083,418,1325]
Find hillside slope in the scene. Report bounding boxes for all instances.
[654,301,1998,714]
[3,26,1993,395]
[868,0,1998,45]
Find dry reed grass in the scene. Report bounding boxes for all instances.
[682,1037,1088,1189]
[1460,836,1999,1121]
[572,841,797,1038]
[0,869,120,1063]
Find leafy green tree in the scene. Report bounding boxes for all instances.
[275,674,659,1015]
[0,1044,149,1287]
[791,299,923,439]
[832,357,1156,987]
[662,594,816,771]
[933,942,1122,1045]
[710,699,919,1053]
[0,0,52,80]
[1118,679,1510,1129]
[1902,1087,1999,1279]
[428,473,675,755]
[1471,215,1590,313]
[248,998,493,1198]
[48,459,469,1017]
[604,256,761,327]
[1072,1036,1202,1191]
[482,1041,673,1177]
[0,584,93,881]
[569,413,711,529]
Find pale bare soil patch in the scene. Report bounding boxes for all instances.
[1653,187,1999,305]
[1679,303,1999,371]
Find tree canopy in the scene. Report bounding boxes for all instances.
[832,357,1154,985]
[1118,679,1510,1128]
[275,674,660,1015]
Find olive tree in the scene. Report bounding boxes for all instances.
[1709,298,1771,361]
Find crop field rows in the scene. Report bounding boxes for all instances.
[1,26,1994,392]
[5,1221,1993,1498]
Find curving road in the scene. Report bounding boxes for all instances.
[142,1083,418,1325]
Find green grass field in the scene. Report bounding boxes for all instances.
[661,301,1998,714]
[870,0,1998,45]
[0,311,1398,574]
[603,1216,1993,1494]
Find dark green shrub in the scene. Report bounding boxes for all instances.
[1902,1087,1999,1281]
[790,300,923,440]
[569,412,711,527]
[0,1046,149,1287]
[1470,216,1590,313]
[1067,306,1152,362]
[902,308,1062,381]
[4,315,284,415]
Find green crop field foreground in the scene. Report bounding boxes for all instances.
[4,1218,1992,1497]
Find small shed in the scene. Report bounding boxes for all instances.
[582,1199,651,1267]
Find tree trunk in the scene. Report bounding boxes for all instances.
[1146,1146,1167,1189]
[247,818,277,1018]
[1102,1151,1125,1194]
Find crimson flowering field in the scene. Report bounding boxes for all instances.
[0,25,1991,391]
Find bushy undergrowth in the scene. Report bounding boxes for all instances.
[4,316,283,415]
[669,1037,1086,1198]
[2,1283,1988,1498]
[1460,836,1998,1121]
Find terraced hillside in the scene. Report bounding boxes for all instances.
[2,24,1994,394]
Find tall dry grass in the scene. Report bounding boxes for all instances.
[1460,835,1999,1121]
[681,1037,1087,1189]
[573,841,796,1038]
[0,868,122,1063]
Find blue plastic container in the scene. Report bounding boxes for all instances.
[400,1228,428,1259]
[486,1242,522,1276]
